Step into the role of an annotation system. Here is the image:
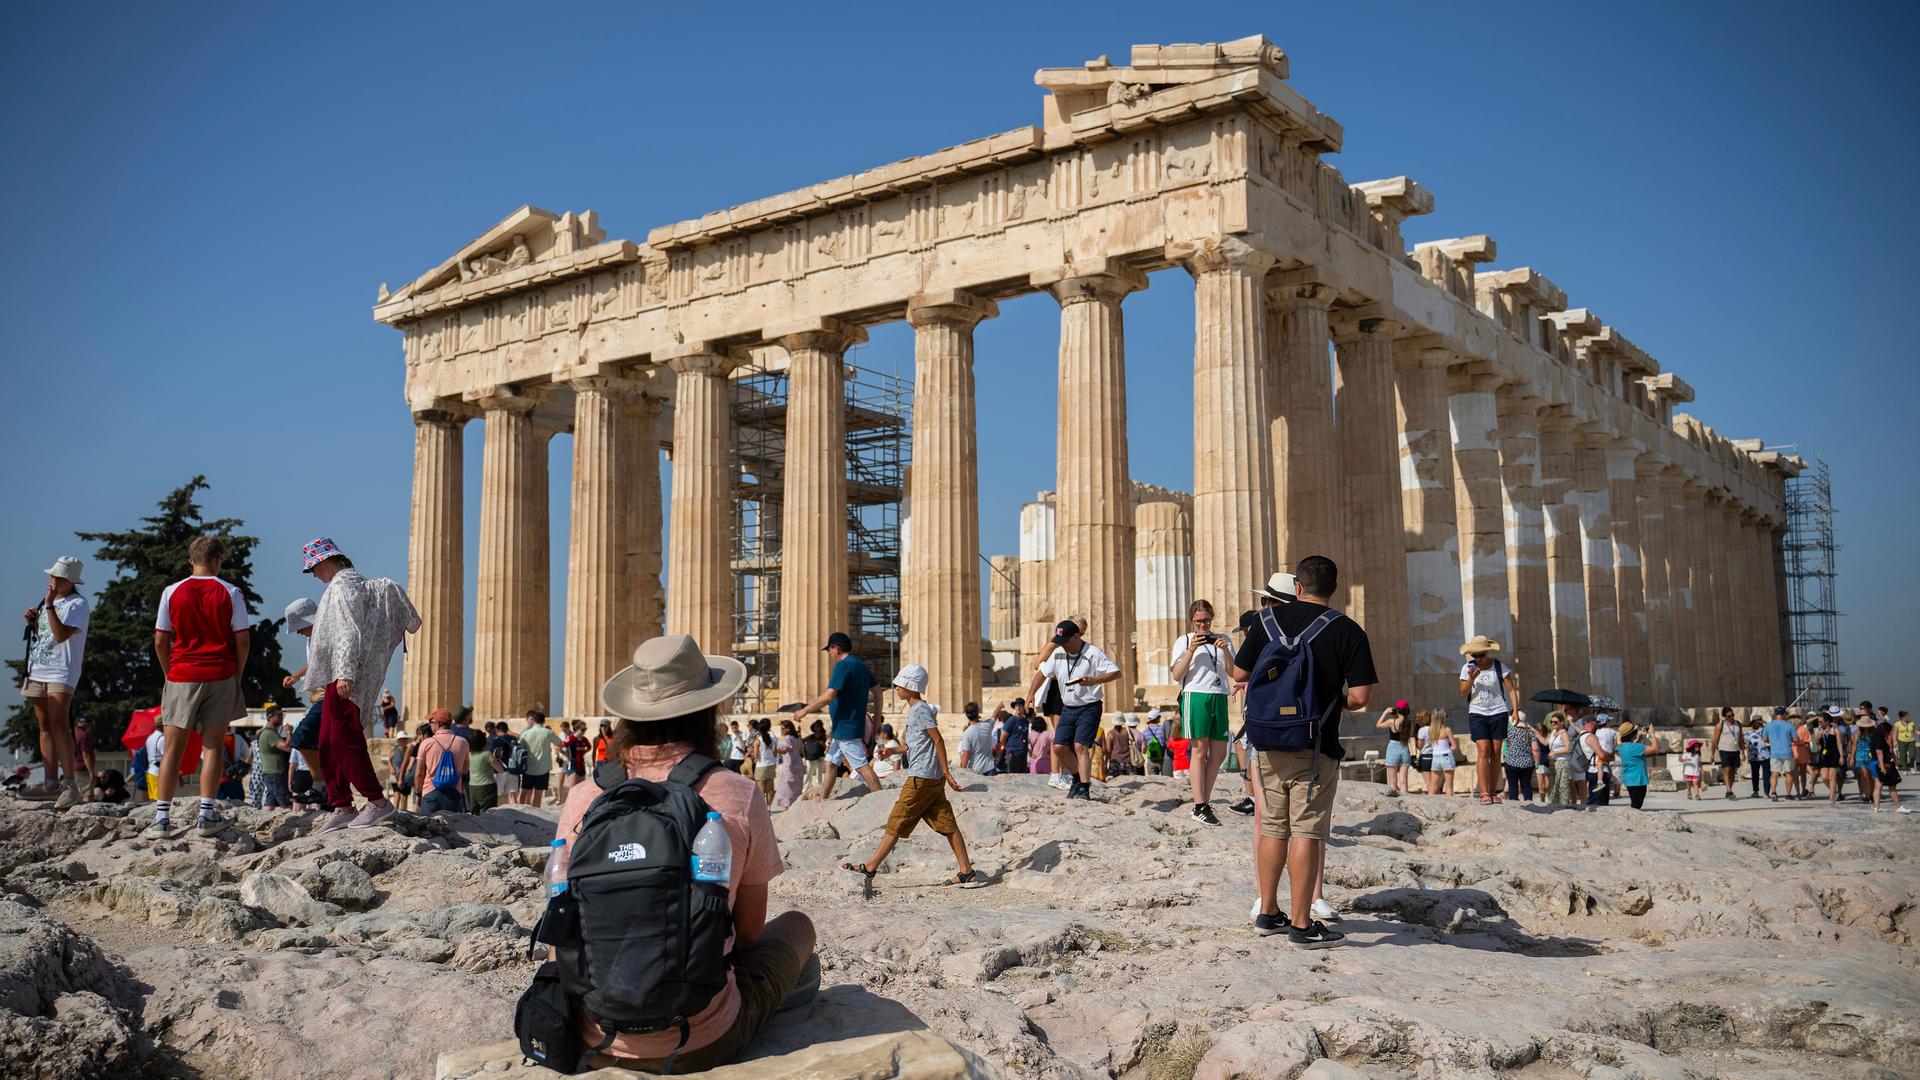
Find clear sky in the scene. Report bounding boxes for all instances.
[3,2,1915,719]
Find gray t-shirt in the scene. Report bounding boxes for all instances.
[904,702,945,780]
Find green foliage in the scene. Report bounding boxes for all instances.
[4,476,294,755]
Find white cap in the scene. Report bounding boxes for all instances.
[283,597,318,634]
[892,663,929,694]
[1147,708,1162,719]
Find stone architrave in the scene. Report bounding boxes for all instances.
[403,405,471,723]
[1537,412,1589,691]
[471,388,551,720]
[988,556,1021,642]
[1606,441,1650,706]
[1267,268,1338,565]
[562,375,633,719]
[1134,497,1194,689]
[1449,367,1514,654]
[1571,433,1623,701]
[1332,311,1410,700]
[1634,456,1677,710]
[1033,261,1146,705]
[1682,482,1721,705]
[1017,496,1055,678]
[626,393,667,645]
[1393,339,1464,707]
[1496,395,1551,695]
[770,317,867,705]
[904,291,996,716]
[663,349,737,660]
[1177,237,1277,614]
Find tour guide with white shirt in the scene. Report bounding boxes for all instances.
[1025,619,1121,801]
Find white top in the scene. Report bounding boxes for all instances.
[1549,731,1568,753]
[1170,633,1231,696]
[872,739,902,778]
[1459,660,1512,716]
[755,736,777,767]
[1038,642,1120,707]
[1416,725,1431,751]
[27,593,90,687]
[1596,728,1619,755]
[144,729,166,766]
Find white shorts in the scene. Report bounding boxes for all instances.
[826,738,870,769]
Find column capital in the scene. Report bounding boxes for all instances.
[1328,305,1400,343]
[1265,265,1337,308]
[563,373,643,395]
[1633,452,1671,479]
[1495,391,1544,423]
[625,391,669,419]
[465,384,548,414]
[662,346,740,378]
[1030,259,1148,305]
[906,289,999,329]
[1169,235,1276,278]
[413,399,479,425]
[1536,403,1578,432]
[1390,333,1453,370]
[764,316,868,354]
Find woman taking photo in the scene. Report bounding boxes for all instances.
[1615,720,1658,809]
[1458,636,1521,805]
[1376,701,1414,796]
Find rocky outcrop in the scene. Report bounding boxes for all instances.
[0,900,150,1078]
[436,1030,997,1079]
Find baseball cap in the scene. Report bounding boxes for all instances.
[1394,699,1410,712]
[1050,620,1081,645]
[821,631,853,652]
[1773,706,1787,715]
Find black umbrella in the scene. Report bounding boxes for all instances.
[1531,688,1592,706]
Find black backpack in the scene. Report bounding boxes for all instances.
[519,754,732,1074]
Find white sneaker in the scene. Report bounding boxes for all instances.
[53,783,83,810]
[1048,773,1069,790]
[1311,899,1338,922]
[348,802,397,829]
[142,818,175,839]
[317,809,356,833]
[1898,806,1913,815]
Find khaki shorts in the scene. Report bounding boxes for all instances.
[160,677,245,733]
[1255,749,1338,841]
[885,776,959,839]
[21,678,75,698]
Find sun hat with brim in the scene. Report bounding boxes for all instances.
[1252,571,1296,602]
[1459,635,1502,657]
[892,664,929,694]
[43,556,84,586]
[1618,721,1638,740]
[1825,705,1844,718]
[601,634,746,721]
[283,597,318,634]
[301,537,348,573]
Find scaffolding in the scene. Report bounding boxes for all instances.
[1783,457,1848,708]
[730,353,909,710]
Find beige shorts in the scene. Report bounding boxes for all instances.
[21,678,75,698]
[160,677,245,733]
[1255,749,1338,841]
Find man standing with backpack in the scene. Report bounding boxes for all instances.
[1026,620,1121,801]
[414,708,470,814]
[1231,556,1375,949]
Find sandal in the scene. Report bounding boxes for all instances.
[839,862,875,877]
[1479,794,1495,805]
[948,870,983,888]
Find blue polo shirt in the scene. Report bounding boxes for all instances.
[1764,719,1797,759]
[827,655,873,741]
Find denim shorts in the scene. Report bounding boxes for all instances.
[826,737,870,769]
[1384,741,1412,767]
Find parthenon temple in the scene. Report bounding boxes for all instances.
[376,35,1800,726]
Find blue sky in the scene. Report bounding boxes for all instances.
[3,2,1915,718]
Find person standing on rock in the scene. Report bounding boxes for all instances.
[957,706,997,775]
[996,698,1031,775]
[413,708,470,814]
[147,537,251,837]
[253,703,291,809]
[796,632,883,800]
[1458,635,1521,805]
[1763,707,1797,802]
[1027,620,1121,802]
[1170,598,1235,824]
[1614,720,1658,809]
[466,726,501,813]
[517,710,562,808]
[841,663,979,887]
[21,555,90,807]
[1710,707,1743,800]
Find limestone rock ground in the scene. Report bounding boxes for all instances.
[1,775,1915,1079]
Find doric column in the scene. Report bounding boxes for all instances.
[1180,238,1278,614]
[563,376,633,719]
[625,393,667,645]
[1658,468,1699,707]
[905,291,996,715]
[403,405,471,724]
[771,317,866,706]
[1267,268,1339,564]
[1606,441,1650,707]
[1717,500,1752,703]
[1765,522,1790,703]
[1740,509,1770,703]
[1394,340,1464,706]
[1449,367,1514,652]
[1537,412,1589,690]
[1496,396,1552,694]
[1704,492,1742,704]
[664,349,737,660]
[1571,433,1622,700]
[473,388,550,720]
[1017,496,1055,679]
[988,556,1021,642]
[1332,312,1411,699]
[1635,456,1677,710]
[1034,262,1146,705]
[1683,483,1722,704]
[1134,498,1194,689]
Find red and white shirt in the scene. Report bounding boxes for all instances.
[155,576,250,683]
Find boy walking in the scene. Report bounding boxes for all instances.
[840,664,979,887]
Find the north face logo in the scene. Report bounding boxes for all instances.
[608,842,648,863]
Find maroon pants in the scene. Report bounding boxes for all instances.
[319,684,384,811]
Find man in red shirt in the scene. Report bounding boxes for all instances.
[148,536,252,837]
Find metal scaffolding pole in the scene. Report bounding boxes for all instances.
[1783,457,1847,708]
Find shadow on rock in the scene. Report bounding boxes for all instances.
[744,984,928,1060]
[1349,887,1606,956]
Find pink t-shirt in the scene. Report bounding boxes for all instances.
[1030,730,1053,772]
[553,742,783,1060]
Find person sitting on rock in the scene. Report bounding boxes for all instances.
[840,664,979,888]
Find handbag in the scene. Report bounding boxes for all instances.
[514,960,585,1073]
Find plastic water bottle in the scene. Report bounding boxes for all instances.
[544,838,568,898]
[690,811,731,883]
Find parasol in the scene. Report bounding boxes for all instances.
[119,706,202,775]
[1530,688,1592,707]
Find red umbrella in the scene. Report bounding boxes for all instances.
[120,706,201,774]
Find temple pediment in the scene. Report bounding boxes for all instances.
[386,205,606,303]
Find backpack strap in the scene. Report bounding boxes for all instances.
[592,760,627,790]
[666,752,722,789]
[1257,605,1283,645]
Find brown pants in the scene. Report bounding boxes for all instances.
[588,928,811,1073]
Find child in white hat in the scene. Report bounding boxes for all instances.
[839,664,982,888]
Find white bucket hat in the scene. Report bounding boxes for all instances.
[600,635,746,721]
[892,663,929,694]
[43,556,83,586]
[283,597,318,635]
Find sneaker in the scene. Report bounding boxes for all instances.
[317,809,356,833]
[142,818,175,839]
[18,782,58,801]
[1227,796,1256,817]
[52,783,83,810]
[196,814,228,837]
[1311,899,1339,922]
[1048,773,1070,791]
[1898,806,1913,815]
[1191,802,1221,826]
[1253,912,1290,937]
[1287,920,1346,950]
[348,802,397,829]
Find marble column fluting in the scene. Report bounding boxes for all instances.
[1267,268,1339,564]
[1134,498,1194,689]
[664,351,737,662]
[1448,369,1514,653]
[1659,469,1698,707]
[474,391,547,720]
[1635,457,1677,710]
[563,377,631,719]
[403,407,468,724]
[1393,342,1464,707]
[1017,497,1055,681]
[772,318,865,706]
[905,292,995,716]
[1571,433,1623,700]
[1333,313,1411,700]
[1182,238,1278,617]
[988,556,1021,642]
[1496,397,1552,695]
[1766,523,1791,703]
[1537,413,1589,691]
[1683,483,1721,705]
[1035,262,1145,706]
[1740,510,1769,703]
[1705,493,1741,704]
[1605,441,1649,706]
[625,394,666,646]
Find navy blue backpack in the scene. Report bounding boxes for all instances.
[1243,606,1344,752]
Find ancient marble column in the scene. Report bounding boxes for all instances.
[1449,368,1514,654]
[1135,498,1194,689]
[1537,413,1589,690]
[1034,262,1146,705]
[1635,457,1677,710]
[1740,510,1770,703]
[664,350,736,661]
[1765,523,1790,703]
[1496,396,1552,695]
[403,406,469,723]
[1267,268,1339,564]
[1332,312,1411,699]
[1182,238,1278,616]
[474,390,549,720]
[772,318,866,705]
[905,292,995,715]
[1606,441,1650,706]
[1571,433,1623,700]
[988,556,1021,642]
[625,393,667,646]
[1716,500,1751,703]
[1682,483,1722,705]
[1393,341,1464,707]
[1018,496,1055,679]
[1658,469,1699,707]
[563,376,632,719]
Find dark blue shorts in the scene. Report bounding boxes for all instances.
[290,699,323,750]
[1468,713,1509,744]
[1057,702,1102,748]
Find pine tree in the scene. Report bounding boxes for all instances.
[5,476,293,755]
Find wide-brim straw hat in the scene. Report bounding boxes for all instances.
[600,634,746,721]
[1252,571,1296,602]
[1459,635,1502,656]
